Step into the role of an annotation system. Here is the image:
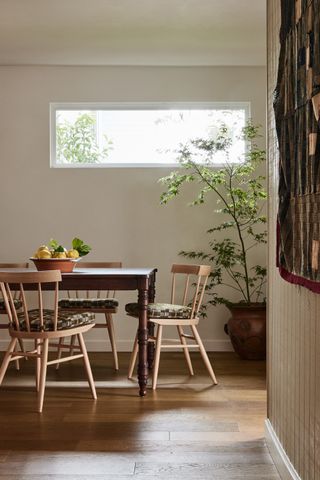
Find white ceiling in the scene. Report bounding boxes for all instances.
[0,0,266,66]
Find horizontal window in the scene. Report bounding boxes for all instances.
[50,102,250,168]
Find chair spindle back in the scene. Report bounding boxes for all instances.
[170,264,211,319]
[0,270,61,332]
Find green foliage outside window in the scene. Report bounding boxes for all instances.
[56,113,112,164]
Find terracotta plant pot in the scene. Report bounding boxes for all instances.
[30,258,80,273]
[225,303,266,360]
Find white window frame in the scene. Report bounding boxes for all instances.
[50,102,251,168]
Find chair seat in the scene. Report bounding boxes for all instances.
[0,299,22,312]
[125,302,192,319]
[16,309,95,332]
[59,298,118,309]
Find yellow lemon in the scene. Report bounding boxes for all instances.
[52,252,67,259]
[33,252,39,259]
[38,250,52,259]
[37,245,49,252]
[67,249,79,259]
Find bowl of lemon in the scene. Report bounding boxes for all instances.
[30,238,91,273]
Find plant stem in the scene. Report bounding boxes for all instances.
[227,169,251,303]
[225,267,247,299]
[219,282,243,293]
[193,161,252,303]
[192,163,234,217]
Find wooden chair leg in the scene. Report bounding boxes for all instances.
[191,325,218,385]
[38,338,49,413]
[177,326,194,376]
[128,332,138,379]
[18,338,26,357]
[152,325,163,390]
[55,337,64,370]
[15,338,26,370]
[14,343,20,371]
[105,313,119,371]
[0,338,17,385]
[35,339,41,392]
[77,333,97,400]
[69,335,76,356]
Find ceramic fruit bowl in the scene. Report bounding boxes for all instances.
[30,257,81,273]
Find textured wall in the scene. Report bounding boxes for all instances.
[267,1,320,478]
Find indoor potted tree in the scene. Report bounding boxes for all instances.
[159,122,267,360]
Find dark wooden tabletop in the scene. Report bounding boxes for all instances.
[0,268,157,290]
[66,268,156,276]
[61,268,157,291]
[0,267,156,276]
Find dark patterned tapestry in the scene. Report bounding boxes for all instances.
[275,0,320,292]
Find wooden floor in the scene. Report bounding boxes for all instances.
[0,351,279,479]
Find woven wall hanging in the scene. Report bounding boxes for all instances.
[274,0,320,291]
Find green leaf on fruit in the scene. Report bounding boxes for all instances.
[72,237,92,257]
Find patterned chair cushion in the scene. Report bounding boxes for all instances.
[125,302,192,319]
[0,299,22,312]
[16,309,95,332]
[59,298,118,309]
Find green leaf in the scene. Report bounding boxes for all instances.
[72,237,92,257]
[72,237,83,250]
[49,239,59,250]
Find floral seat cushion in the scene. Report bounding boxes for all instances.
[0,299,22,312]
[16,309,95,332]
[59,298,118,309]
[125,302,192,319]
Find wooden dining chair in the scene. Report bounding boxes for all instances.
[0,270,97,412]
[126,264,217,389]
[58,262,121,370]
[0,263,29,370]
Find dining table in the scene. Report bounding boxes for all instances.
[0,267,157,397]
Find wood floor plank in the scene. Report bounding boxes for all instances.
[0,476,281,480]
[1,451,274,465]
[135,461,278,477]
[62,415,239,432]
[170,431,265,442]
[76,439,269,453]
[0,459,134,476]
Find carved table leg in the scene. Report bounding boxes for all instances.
[147,271,156,370]
[147,322,155,371]
[138,288,149,396]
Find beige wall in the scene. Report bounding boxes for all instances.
[0,65,266,351]
[267,1,320,479]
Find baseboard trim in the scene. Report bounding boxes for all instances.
[265,419,301,480]
[0,338,233,352]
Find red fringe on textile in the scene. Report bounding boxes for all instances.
[277,220,320,293]
[278,266,320,293]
